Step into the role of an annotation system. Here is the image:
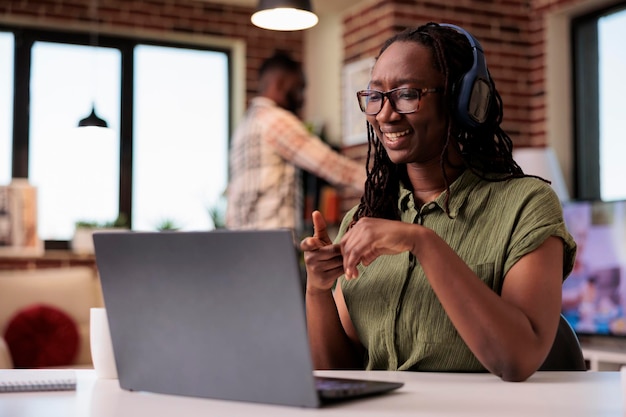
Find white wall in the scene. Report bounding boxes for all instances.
[303,13,344,146]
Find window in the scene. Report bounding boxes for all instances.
[30,42,121,240]
[133,45,228,231]
[0,32,13,185]
[598,10,626,200]
[4,27,231,244]
[573,4,626,201]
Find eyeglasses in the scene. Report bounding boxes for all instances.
[356,87,442,116]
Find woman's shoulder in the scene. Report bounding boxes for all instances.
[476,174,559,202]
[461,174,563,220]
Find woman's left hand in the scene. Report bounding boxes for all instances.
[340,217,419,279]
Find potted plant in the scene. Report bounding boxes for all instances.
[156,218,180,231]
[72,214,129,254]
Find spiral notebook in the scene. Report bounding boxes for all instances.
[0,369,76,393]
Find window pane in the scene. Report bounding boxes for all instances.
[30,42,121,240]
[599,9,626,201]
[0,32,13,184]
[133,45,228,231]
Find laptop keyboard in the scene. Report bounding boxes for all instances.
[315,376,370,398]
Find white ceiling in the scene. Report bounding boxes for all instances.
[203,0,364,15]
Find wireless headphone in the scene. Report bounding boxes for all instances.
[438,23,493,129]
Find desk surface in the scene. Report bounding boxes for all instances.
[0,369,622,417]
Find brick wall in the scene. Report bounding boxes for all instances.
[0,0,305,103]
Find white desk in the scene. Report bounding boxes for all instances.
[0,369,622,417]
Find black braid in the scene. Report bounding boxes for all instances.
[350,22,543,227]
[352,123,401,224]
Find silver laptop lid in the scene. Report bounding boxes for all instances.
[93,229,321,408]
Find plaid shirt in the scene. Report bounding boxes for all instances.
[226,97,365,233]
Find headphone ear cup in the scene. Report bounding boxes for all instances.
[457,70,492,128]
[440,23,493,129]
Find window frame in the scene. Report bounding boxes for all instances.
[571,2,626,200]
[2,25,240,248]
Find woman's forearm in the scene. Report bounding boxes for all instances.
[306,288,363,370]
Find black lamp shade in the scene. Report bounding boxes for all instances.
[78,106,108,128]
[255,0,313,11]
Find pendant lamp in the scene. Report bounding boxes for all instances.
[251,0,319,31]
[77,0,109,128]
[78,104,108,128]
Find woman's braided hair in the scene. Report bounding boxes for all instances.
[351,22,532,226]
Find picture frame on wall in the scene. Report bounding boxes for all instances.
[342,57,374,146]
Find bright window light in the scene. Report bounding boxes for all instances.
[29,42,121,240]
[599,9,626,201]
[0,32,13,185]
[133,45,229,231]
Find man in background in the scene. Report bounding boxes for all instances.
[226,51,365,235]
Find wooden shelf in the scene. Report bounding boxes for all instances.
[0,250,96,271]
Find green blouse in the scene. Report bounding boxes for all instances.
[337,170,577,372]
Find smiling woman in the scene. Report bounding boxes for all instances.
[301,23,577,382]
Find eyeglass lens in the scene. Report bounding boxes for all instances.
[358,88,422,115]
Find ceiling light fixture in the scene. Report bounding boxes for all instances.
[78,105,108,128]
[77,0,109,128]
[251,0,319,31]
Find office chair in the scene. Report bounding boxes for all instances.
[539,314,587,371]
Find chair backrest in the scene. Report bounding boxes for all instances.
[539,314,587,371]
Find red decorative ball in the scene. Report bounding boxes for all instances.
[4,304,79,368]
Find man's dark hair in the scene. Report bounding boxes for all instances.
[259,51,301,78]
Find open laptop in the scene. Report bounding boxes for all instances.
[93,229,403,408]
